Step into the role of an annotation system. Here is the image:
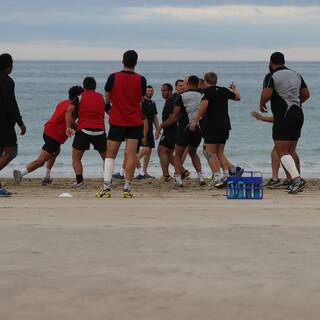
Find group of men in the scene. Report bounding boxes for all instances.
[0,50,310,197]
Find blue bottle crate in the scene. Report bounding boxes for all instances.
[227,171,263,200]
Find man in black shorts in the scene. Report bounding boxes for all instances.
[13,86,83,185]
[259,52,310,194]
[136,85,159,179]
[96,50,147,198]
[66,77,107,188]
[190,72,241,188]
[0,53,26,196]
[157,83,176,181]
[159,76,204,187]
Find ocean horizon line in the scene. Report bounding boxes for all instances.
[15,60,320,63]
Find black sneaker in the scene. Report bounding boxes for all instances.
[135,174,146,180]
[112,172,124,180]
[264,178,280,188]
[269,179,291,190]
[287,178,306,194]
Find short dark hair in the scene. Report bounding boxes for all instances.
[187,75,199,87]
[68,86,84,101]
[175,79,184,87]
[204,72,218,85]
[83,77,96,90]
[146,85,153,90]
[0,53,13,71]
[123,50,138,68]
[270,52,285,65]
[162,83,173,92]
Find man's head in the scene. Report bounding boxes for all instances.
[83,77,96,90]
[123,50,138,69]
[186,75,199,89]
[0,53,13,74]
[269,52,285,70]
[204,72,218,87]
[161,83,173,99]
[68,86,84,105]
[175,79,184,94]
[146,85,154,99]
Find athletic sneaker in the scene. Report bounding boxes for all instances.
[264,178,280,187]
[215,178,228,189]
[40,177,53,185]
[135,174,146,180]
[181,170,191,180]
[0,187,12,197]
[269,179,291,190]
[71,181,84,189]
[123,189,133,198]
[96,188,111,198]
[13,170,22,184]
[112,172,124,180]
[144,173,155,179]
[209,178,222,189]
[159,175,173,182]
[206,175,213,181]
[287,178,306,194]
[199,178,206,186]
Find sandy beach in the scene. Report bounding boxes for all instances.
[1,178,320,320]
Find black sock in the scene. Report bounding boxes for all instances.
[76,174,83,184]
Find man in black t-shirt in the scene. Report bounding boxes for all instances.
[157,83,176,181]
[0,53,26,196]
[136,85,159,179]
[190,72,241,188]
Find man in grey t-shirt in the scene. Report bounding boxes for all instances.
[259,52,310,194]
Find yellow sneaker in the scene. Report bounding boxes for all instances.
[123,189,133,198]
[96,188,111,198]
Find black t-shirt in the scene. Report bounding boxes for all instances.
[201,85,236,132]
[162,95,177,132]
[0,73,24,128]
[142,98,157,136]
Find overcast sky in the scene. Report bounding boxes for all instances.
[1,1,320,60]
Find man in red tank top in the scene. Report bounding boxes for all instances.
[13,86,83,185]
[96,50,147,198]
[65,77,108,188]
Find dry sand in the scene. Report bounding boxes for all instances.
[1,178,320,320]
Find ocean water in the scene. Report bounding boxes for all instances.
[1,61,320,179]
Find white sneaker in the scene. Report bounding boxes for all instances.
[71,181,84,189]
[209,178,222,189]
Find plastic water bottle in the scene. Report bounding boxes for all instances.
[227,181,234,199]
[237,181,244,199]
[254,184,261,199]
[245,184,252,199]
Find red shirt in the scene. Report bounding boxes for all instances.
[77,90,106,131]
[44,99,70,144]
[105,71,147,127]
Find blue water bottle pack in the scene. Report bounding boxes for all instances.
[227,171,263,200]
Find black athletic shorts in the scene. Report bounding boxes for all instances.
[42,134,61,156]
[203,129,230,145]
[0,125,17,148]
[108,124,143,142]
[176,126,202,148]
[273,106,304,141]
[142,132,155,149]
[72,130,107,153]
[159,127,177,150]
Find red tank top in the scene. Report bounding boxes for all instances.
[109,72,143,126]
[77,90,106,131]
[44,99,70,144]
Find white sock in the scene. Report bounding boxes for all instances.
[197,171,204,181]
[280,155,300,180]
[138,167,145,176]
[175,175,182,185]
[20,167,29,177]
[45,168,51,179]
[124,180,131,191]
[119,167,125,176]
[104,158,115,189]
[214,171,221,182]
